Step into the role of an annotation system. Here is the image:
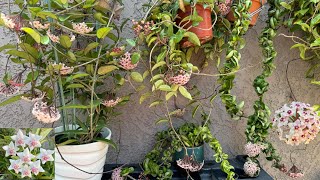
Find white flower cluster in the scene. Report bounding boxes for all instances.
[272,102,320,145]
[244,142,266,157]
[2,130,54,178]
[32,102,61,123]
[111,167,124,180]
[72,22,94,34]
[244,160,260,177]
[119,52,138,70]
[1,13,15,29]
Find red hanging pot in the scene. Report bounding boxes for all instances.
[176,4,213,48]
[226,0,267,26]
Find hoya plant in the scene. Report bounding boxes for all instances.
[0,0,136,146]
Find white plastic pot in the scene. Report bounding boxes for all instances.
[54,125,112,180]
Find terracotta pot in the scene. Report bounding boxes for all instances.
[226,0,267,26]
[177,4,213,48]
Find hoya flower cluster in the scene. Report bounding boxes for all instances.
[102,97,121,108]
[176,155,204,172]
[132,20,154,36]
[72,22,94,34]
[244,160,260,177]
[272,102,320,146]
[1,13,15,29]
[165,71,191,86]
[111,167,124,180]
[32,102,61,123]
[244,142,266,157]
[2,130,54,178]
[119,52,138,70]
[30,21,50,30]
[216,0,232,16]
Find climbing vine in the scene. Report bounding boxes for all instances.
[245,0,284,173]
[219,0,252,120]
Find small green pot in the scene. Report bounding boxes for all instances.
[173,145,204,162]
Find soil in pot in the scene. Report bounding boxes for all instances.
[226,0,267,26]
[176,4,213,48]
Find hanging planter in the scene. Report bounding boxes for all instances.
[173,145,204,163]
[176,4,214,48]
[226,0,267,26]
[54,125,112,180]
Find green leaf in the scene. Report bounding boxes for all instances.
[131,72,143,82]
[156,118,169,124]
[126,39,136,47]
[94,138,117,149]
[84,42,99,55]
[40,35,50,45]
[6,50,36,63]
[166,92,176,101]
[140,92,152,104]
[0,44,15,52]
[36,11,57,19]
[280,2,291,10]
[57,139,78,146]
[21,27,41,44]
[158,85,172,91]
[192,104,200,118]
[98,65,118,75]
[151,61,166,71]
[131,52,140,64]
[184,32,200,46]
[60,35,72,48]
[0,95,24,107]
[66,84,85,89]
[149,100,162,107]
[59,104,88,109]
[179,86,192,100]
[97,27,112,39]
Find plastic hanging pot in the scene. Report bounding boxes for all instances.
[173,145,205,162]
[176,4,214,48]
[226,0,267,26]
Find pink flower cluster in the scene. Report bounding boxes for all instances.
[165,71,191,86]
[0,74,25,96]
[132,20,154,36]
[244,160,260,177]
[30,21,50,30]
[2,130,54,178]
[216,0,232,16]
[50,63,74,75]
[72,22,94,34]
[176,155,204,172]
[272,102,320,146]
[244,142,266,157]
[119,52,138,70]
[102,97,121,108]
[32,102,61,123]
[111,167,124,180]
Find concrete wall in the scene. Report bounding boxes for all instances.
[1,1,320,179]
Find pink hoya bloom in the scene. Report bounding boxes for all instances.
[37,148,54,164]
[2,141,18,157]
[11,129,27,148]
[20,165,32,178]
[17,148,35,164]
[30,160,45,175]
[72,22,93,34]
[26,132,42,151]
[244,160,260,177]
[8,159,22,174]
[0,13,15,29]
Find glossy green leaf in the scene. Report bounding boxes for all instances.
[21,27,41,44]
[98,65,118,75]
[131,72,143,83]
[97,27,112,39]
[179,86,192,100]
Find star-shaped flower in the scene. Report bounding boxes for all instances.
[20,165,32,178]
[11,129,27,148]
[17,148,35,164]
[2,141,18,157]
[30,160,45,175]
[8,159,22,174]
[26,132,42,151]
[37,148,54,164]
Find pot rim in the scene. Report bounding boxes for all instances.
[54,124,112,147]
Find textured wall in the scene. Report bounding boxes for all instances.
[1,1,320,179]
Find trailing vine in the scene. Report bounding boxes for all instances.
[142,123,235,179]
[245,0,284,173]
[219,0,252,120]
